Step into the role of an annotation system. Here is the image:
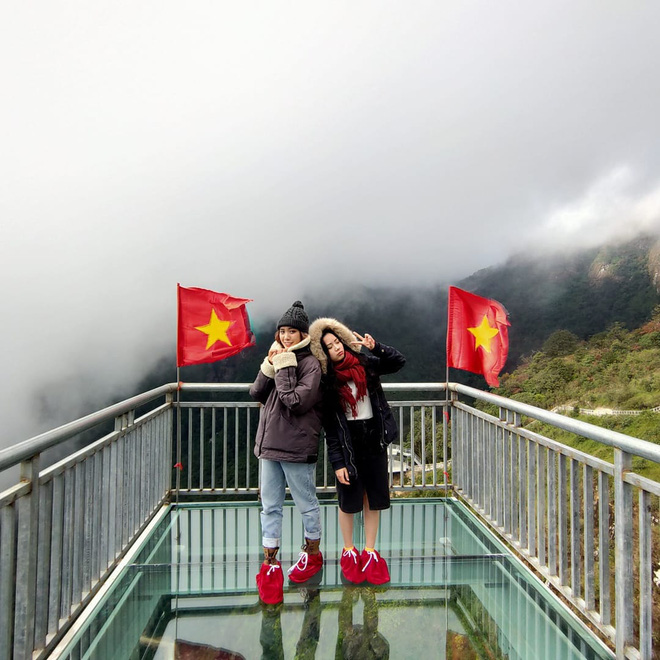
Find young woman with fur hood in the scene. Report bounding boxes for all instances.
[249,301,324,605]
[309,317,405,585]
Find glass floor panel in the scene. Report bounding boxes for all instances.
[57,499,614,659]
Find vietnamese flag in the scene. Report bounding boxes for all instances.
[446,286,510,387]
[177,285,255,367]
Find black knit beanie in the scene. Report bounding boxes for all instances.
[277,301,309,333]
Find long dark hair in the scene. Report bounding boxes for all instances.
[320,329,366,392]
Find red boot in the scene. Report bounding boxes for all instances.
[361,549,390,585]
[340,547,365,584]
[288,538,323,583]
[257,547,283,604]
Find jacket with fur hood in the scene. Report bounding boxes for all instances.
[308,318,405,478]
[250,335,323,463]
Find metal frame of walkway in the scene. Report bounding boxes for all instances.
[1,382,658,659]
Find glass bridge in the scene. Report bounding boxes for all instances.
[1,382,658,659]
[52,500,613,659]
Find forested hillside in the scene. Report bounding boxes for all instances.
[491,314,660,475]
[461,233,660,364]
[497,316,660,413]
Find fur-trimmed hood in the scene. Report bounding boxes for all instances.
[308,317,361,374]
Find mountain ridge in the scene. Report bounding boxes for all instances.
[49,232,660,421]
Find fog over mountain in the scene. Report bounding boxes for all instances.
[2,2,660,448]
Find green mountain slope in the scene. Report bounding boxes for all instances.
[490,313,660,479]
[497,317,660,413]
[461,233,660,365]
[313,233,660,382]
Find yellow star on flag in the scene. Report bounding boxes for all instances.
[468,315,499,353]
[195,309,233,350]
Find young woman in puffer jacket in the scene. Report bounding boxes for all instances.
[249,301,324,605]
[309,317,405,585]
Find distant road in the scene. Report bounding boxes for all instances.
[552,404,660,417]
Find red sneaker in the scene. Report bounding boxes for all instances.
[287,550,324,583]
[340,547,365,584]
[256,561,283,604]
[361,549,390,585]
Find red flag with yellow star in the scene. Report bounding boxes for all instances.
[177,285,255,367]
[446,286,510,387]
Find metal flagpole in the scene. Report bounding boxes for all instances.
[174,286,182,650]
[444,362,449,494]
[444,289,451,498]
[444,325,451,640]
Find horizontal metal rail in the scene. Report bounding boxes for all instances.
[449,382,660,463]
[0,384,179,472]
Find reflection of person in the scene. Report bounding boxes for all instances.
[336,587,390,660]
[309,318,405,585]
[259,603,284,660]
[259,589,322,660]
[250,302,324,605]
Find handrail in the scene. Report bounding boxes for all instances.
[449,382,660,464]
[177,382,449,392]
[3,380,658,473]
[0,383,178,471]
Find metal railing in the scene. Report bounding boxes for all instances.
[450,383,660,660]
[0,384,177,660]
[0,382,658,659]
[173,382,451,495]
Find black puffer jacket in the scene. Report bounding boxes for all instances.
[321,342,405,478]
[308,318,405,477]
[250,338,323,464]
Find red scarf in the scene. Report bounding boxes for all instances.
[334,352,368,417]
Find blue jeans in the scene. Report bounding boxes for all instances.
[260,459,321,549]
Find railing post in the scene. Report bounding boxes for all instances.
[639,490,652,659]
[496,407,505,526]
[450,397,460,491]
[442,399,449,490]
[614,448,633,658]
[598,471,611,626]
[14,455,40,660]
[504,410,520,545]
[115,414,125,432]
[583,465,595,610]
[165,392,174,495]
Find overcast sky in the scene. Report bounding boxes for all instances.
[2,1,660,447]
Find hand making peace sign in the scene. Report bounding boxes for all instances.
[351,331,376,351]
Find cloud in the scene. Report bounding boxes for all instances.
[2,1,660,452]
[532,166,660,250]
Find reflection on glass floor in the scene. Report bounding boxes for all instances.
[57,500,614,659]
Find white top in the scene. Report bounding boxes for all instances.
[344,381,373,421]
